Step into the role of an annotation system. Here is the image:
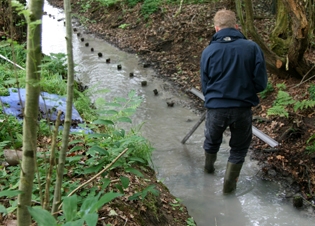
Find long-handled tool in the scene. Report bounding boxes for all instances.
[181,88,279,148]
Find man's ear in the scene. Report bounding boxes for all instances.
[215,26,220,32]
[235,24,239,30]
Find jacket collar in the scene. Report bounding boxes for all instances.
[209,28,246,44]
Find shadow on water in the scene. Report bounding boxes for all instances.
[42,2,314,225]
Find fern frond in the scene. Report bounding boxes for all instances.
[293,99,315,112]
[273,91,295,106]
[276,83,287,90]
[307,133,315,144]
[267,105,289,118]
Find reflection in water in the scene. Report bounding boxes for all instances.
[42,2,314,225]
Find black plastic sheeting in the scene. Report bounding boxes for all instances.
[0,88,83,127]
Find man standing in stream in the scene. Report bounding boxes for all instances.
[200,9,267,194]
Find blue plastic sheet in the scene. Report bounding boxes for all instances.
[0,88,83,124]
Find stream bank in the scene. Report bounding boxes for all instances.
[46,0,315,223]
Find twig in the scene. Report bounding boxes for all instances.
[43,111,62,210]
[293,64,315,88]
[0,53,25,70]
[190,14,196,23]
[58,148,129,210]
[174,0,184,17]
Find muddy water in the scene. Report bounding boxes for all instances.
[42,2,314,225]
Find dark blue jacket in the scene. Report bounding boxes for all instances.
[200,28,267,108]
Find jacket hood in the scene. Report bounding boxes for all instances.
[209,28,246,44]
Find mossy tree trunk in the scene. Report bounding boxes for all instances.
[281,0,310,76]
[269,0,291,56]
[17,0,44,225]
[236,0,314,78]
[238,0,283,75]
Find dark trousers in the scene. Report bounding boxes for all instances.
[203,108,252,164]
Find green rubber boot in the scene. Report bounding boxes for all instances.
[223,162,243,194]
[204,152,217,173]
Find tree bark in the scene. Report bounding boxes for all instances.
[270,0,291,56]
[242,0,285,76]
[51,0,75,214]
[282,0,310,76]
[17,0,44,225]
[236,0,314,78]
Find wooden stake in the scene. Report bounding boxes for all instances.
[181,111,206,144]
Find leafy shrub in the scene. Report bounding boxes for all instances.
[41,53,68,77]
[141,0,160,18]
[0,114,23,149]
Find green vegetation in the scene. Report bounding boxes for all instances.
[0,41,164,225]
[186,217,197,226]
[265,83,315,155]
[306,134,315,154]
[118,23,130,29]
[259,82,274,99]
[267,84,315,118]
[74,0,217,22]
[308,83,315,100]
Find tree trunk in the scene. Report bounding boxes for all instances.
[17,0,44,225]
[51,0,75,214]
[282,0,311,76]
[236,0,314,78]
[270,0,291,56]
[241,0,285,76]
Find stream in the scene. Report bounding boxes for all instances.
[42,2,314,225]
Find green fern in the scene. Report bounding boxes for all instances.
[267,105,289,118]
[259,82,274,99]
[308,84,315,100]
[267,91,294,117]
[273,91,295,106]
[294,99,315,112]
[306,133,315,154]
[276,83,287,90]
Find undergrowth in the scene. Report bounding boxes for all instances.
[0,40,187,225]
[265,82,315,154]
